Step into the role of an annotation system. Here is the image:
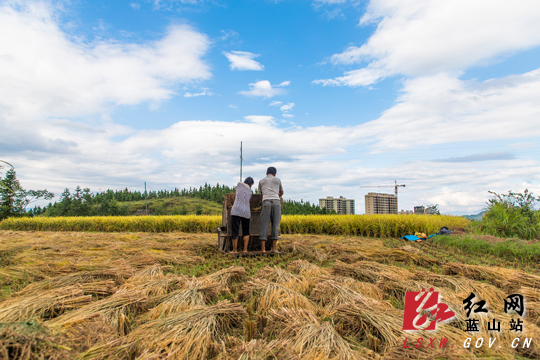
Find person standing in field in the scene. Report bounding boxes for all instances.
[258,167,283,253]
[230,177,254,254]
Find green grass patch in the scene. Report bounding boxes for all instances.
[430,235,540,263]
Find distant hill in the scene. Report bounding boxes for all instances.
[462,211,485,221]
[124,197,222,216]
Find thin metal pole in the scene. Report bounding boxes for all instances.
[240,141,243,182]
[144,182,148,216]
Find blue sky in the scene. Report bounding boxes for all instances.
[2,0,540,214]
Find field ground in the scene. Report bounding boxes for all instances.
[0,229,540,359]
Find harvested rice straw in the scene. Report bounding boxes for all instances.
[146,279,219,320]
[129,253,205,267]
[242,279,318,316]
[124,263,170,283]
[520,287,540,303]
[15,268,133,296]
[287,259,329,277]
[527,302,540,325]
[443,263,517,288]
[413,270,506,312]
[0,322,74,360]
[279,240,328,261]
[504,272,540,293]
[46,290,148,334]
[309,280,391,311]
[217,339,300,360]
[333,261,414,284]
[265,308,367,360]
[332,276,384,301]
[86,301,246,360]
[328,244,438,267]
[0,266,45,285]
[465,312,540,358]
[119,275,180,297]
[331,301,468,357]
[254,266,312,293]
[0,287,92,322]
[201,266,246,292]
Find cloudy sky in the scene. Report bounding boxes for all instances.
[2,0,540,215]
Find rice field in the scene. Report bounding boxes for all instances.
[0,229,539,359]
[0,214,470,237]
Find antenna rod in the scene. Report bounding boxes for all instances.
[240,141,243,182]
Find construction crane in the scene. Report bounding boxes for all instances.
[359,180,406,197]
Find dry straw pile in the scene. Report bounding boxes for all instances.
[0,229,539,359]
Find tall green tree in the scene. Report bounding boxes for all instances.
[0,168,54,220]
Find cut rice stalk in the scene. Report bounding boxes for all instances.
[146,278,219,320]
[333,261,414,284]
[201,266,246,292]
[46,290,148,334]
[443,263,517,288]
[242,279,318,316]
[287,259,329,277]
[0,287,92,322]
[309,280,391,311]
[266,308,367,360]
[15,268,133,296]
[120,275,180,297]
[217,339,300,360]
[85,301,246,360]
[125,263,170,283]
[254,266,312,293]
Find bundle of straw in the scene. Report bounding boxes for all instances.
[99,301,246,360]
[146,279,219,320]
[119,275,180,297]
[0,287,92,322]
[125,264,170,283]
[309,280,390,311]
[265,308,365,360]
[443,263,517,288]
[46,290,148,335]
[254,266,312,293]
[217,339,299,360]
[279,240,327,261]
[242,279,317,316]
[15,268,132,296]
[287,259,329,277]
[0,321,74,360]
[0,266,45,285]
[201,266,246,292]
[504,272,540,293]
[333,261,414,283]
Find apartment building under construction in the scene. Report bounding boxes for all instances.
[365,192,397,214]
[319,196,355,215]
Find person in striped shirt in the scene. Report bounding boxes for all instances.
[230,177,254,253]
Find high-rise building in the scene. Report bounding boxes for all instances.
[319,196,355,215]
[365,192,397,214]
[414,206,425,214]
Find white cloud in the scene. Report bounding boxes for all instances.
[0,2,211,119]
[184,88,213,97]
[282,114,294,118]
[354,70,540,151]
[228,104,238,109]
[130,3,141,10]
[316,0,540,86]
[223,51,264,71]
[280,103,295,112]
[220,29,238,41]
[239,80,289,98]
[268,101,282,107]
